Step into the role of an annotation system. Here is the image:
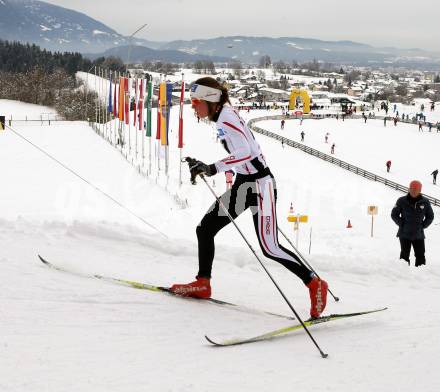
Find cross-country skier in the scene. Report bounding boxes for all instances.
[386,160,392,173]
[431,169,438,185]
[170,77,328,318]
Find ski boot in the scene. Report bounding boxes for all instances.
[306,276,328,318]
[170,277,211,299]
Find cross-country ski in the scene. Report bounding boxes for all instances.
[205,308,387,346]
[38,255,294,320]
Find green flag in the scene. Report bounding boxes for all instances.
[146,80,152,137]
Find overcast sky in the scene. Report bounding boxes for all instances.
[44,0,439,51]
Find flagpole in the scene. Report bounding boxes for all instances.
[155,76,158,176]
[134,77,138,162]
[103,68,106,139]
[114,71,117,146]
[128,73,132,160]
[141,76,145,170]
[178,73,184,187]
[99,67,103,136]
[109,71,116,145]
[114,71,118,147]
[94,66,98,127]
[101,68,104,137]
[148,75,152,176]
[156,74,161,175]
[104,68,107,138]
[105,69,109,140]
[123,73,127,158]
[165,80,169,179]
[117,71,120,146]
[120,72,125,152]
[101,67,105,136]
[106,69,110,141]
[104,68,108,140]
[97,67,100,133]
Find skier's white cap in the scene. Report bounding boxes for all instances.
[190,83,222,103]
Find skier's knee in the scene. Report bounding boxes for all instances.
[196,224,214,242]
[259,244,272,259]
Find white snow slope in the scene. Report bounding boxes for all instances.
[1,99,440,392]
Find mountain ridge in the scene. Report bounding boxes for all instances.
[1,0,440,68]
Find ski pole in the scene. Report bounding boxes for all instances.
[198,173,328,358]
[278,227,340,302]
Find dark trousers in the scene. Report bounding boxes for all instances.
[399,238,426,266]
[196,174,312,283]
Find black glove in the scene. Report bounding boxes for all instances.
[185,157,217,184]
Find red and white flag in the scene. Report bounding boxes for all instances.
[138,78,144,131]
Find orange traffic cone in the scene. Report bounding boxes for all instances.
[346,219,352,228]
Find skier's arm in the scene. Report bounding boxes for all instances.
[423,202,434,229]
[213,121,252,173]
[391,201,403,226]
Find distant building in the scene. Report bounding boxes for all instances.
[258,87,290,102]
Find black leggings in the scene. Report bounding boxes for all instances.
[196,173,313,283]
[399,238,426,266]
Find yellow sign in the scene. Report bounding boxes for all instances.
[287,215,308,223]
[367,206,378,215]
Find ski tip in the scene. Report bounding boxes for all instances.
[37,254,48,264]
[371,307,388,313]
[205,335,223,346]
[205,335,215,344]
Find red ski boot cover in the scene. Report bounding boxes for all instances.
[306,276,328,318]
[170,277,211,299]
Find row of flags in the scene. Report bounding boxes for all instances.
[105,72,184,148]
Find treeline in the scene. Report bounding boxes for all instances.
[0,40,121,120]
[0,40,94,75]
[0,39,127,74]
[0,67,100,121]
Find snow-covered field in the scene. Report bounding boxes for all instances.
[256,114,440,198]
[1,99,440,392]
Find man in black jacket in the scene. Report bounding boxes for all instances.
[391,180,434,266]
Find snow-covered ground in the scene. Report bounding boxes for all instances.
[256,114,440,198]
[0,99,58,120]
[1,99,440,392]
